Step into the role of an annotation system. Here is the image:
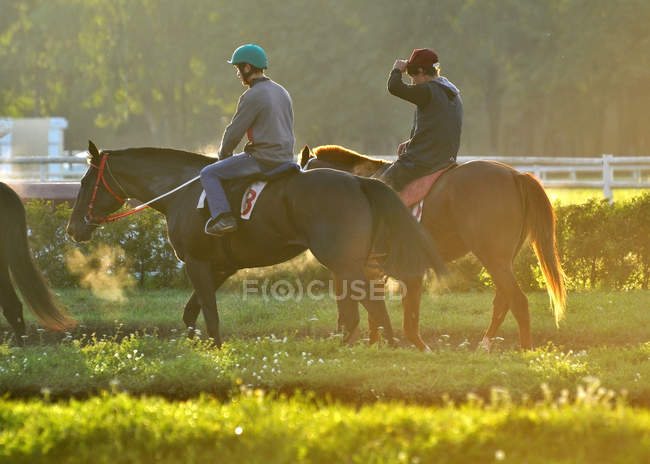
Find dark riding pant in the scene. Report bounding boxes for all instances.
[200,153,263,220]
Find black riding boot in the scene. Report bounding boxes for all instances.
[204,213,238,236]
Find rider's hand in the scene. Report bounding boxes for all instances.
[393,60,408,72]
[397,140,410,156]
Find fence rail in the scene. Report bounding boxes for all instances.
[2,153,649,200]
[382,154,650,199]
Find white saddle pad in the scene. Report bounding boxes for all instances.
[197,181,268,220]
[411,200,424,222]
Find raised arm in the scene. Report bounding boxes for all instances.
[387,60,431,107]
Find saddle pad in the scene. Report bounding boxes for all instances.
[399,164,455,207]
[411,200,424,223]
[197,180,268,220]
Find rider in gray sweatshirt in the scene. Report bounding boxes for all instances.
[200,44,295,236]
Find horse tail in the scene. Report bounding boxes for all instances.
[515,173,566,326]
[0,184,76,330]
[356,177,447,280]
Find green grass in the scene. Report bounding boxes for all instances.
[10,289,649,351]
[2,290,647,403]
[546,188,647,204]
[1,391,648,464]
[2,289,649,462]
[1,333,649,405]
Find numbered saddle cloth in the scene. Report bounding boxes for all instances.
[197,162,300,220]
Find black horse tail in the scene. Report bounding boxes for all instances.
[0,184,76,330]
[356,177,447,280]
[515,173,566,326]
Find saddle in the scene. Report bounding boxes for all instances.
[398,163,457,207]
[197,162,301,220]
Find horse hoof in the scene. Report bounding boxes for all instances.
[478,337,492,352]
[407,337,430,352]
[343,326,361,345]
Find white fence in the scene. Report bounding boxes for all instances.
[0,155,87,182]
[380,154,650,200]
[1,153,649,200]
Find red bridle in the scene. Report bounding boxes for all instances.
[85,152,149,224]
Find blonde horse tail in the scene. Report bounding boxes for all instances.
[515,173,567,326]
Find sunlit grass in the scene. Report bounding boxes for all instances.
[1,385,649,463]
[8,289,648,351]
[1,333,649,405]
[2,290,648,463]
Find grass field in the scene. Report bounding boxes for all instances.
[7,288,648,351]
[1,289,648,462]
[1,392,648,464]
[1,289,648,403]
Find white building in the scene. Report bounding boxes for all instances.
[0,117,69,179]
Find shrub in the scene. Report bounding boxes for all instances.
[21,193,650,291]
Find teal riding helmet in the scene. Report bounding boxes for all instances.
[228,44,268,69]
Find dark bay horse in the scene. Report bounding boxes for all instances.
[66,142,447,347]
[301,145,566,350]
[0,182,75,342]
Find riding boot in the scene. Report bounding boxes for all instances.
[205,213,238,236]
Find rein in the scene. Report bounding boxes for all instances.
[86,152,200,224]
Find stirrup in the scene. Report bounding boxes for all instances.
[204,215,237,236]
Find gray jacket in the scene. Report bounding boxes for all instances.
[218,77,295,165]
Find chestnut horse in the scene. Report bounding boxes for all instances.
[301,145,566,350]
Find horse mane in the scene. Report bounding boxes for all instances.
[313,145,390,167]
[109,147,217,168]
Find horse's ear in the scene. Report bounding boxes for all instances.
[88,140,99,158]
[300,145,314,167]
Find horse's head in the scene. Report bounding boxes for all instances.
[300,145,388,177]
[67,140,127,242]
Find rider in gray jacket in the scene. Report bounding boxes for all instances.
[200,44,295,236]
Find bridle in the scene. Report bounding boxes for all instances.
[84,150,200,226]
[85,151,149,225]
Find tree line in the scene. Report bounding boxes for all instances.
[1,0,648,156]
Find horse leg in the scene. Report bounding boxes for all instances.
[185,259,221,347]
[334,273,394,346]
[183,271,233,339]
[478,290,509,352]
[360,295,396,347]
[183,292,201,338]
[485,265,531,350]
[363,278,384,344]
[0,263,26,345]
[401,276,430,351]
[334,274,361,344]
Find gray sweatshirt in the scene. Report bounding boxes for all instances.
[218,77,295,165]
